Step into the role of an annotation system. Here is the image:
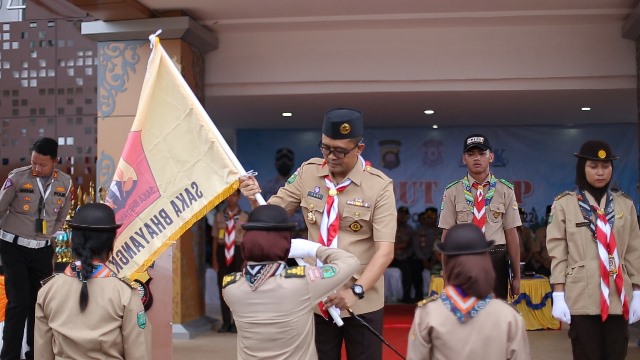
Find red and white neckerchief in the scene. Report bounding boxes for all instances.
[593,204,629,321]
[224,209,239,266]
[472,182,488,233]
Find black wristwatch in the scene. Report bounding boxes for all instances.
[350,284,365,299]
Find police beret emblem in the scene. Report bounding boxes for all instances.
[598,150,606,159]
[350,222,362,232]
[339,123,351,135]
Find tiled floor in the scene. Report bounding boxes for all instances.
[173,320,640,359]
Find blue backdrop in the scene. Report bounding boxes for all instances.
[237,124,637,229]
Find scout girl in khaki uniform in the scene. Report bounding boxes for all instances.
[35,203,151,360]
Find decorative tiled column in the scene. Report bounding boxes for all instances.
[83,17,217,358]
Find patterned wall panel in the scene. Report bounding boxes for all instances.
[0,18,97,190]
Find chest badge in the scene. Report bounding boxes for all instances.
[350,222,362,232]
[307,211,316,224]
[23,204,30,211]
[493,211,500,219]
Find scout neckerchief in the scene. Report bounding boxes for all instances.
[318,155,366,251]
[462,174,496,233]
[576,189,629,320]
[243,261,285,291]
[224,208,239,266]
[440,285,492,324]
[64,261,115,282]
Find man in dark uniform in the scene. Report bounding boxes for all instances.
[240,108,397,360]
[438,134,521,300]
[0,137,73,360]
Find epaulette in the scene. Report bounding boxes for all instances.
[283,266,306,278]
[222,273,242,289]
[119,277,139,290]
[40,274,58,287]
[445,180,460,190]
[306,158,325,166]
[8,166,31,177]
[363,165,390,181]
[416,294,438,307]
[554,191,572,201]
[499,179,514,189]
[612,189,633,201]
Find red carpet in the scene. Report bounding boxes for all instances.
[340,304,416,360]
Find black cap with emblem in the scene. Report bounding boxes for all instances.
[322,108,364,140]
[463,134,492,153]
[242,204,296,231]
[573,140,619,161]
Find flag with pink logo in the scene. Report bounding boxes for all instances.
[105,36,244,280]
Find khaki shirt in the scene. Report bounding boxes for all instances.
[407,297,530,360]
[223,246,360,360]
[547,191,640,315]
[268,157,397,315]
[212,207,249,244]
[438,174,521,245]
[0,166,72,240]
[35,274,152,360]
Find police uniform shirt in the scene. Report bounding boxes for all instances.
[35,274,152,360]
[222,246,360,360]
[0,166,72,240]
[438,173,521,245]
[547,190,640,316]
[394,222,415,260]
[268,156,397,315]
[406,297,530,360]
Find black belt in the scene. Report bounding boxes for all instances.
[488,245,506,255]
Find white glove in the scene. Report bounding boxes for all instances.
[288,238,322,259]
[551,291,571,324]
[629,290,640,324]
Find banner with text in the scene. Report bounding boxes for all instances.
[238,124,637,229]
[106,38,241,280]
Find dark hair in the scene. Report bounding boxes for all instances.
[575,158,613,203]
[31,137,58,159]
[70,228,117,312]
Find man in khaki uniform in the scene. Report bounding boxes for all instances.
[407,224,530,360]
[547,140,640,359]
[438,134,521,299]
[223,205,360,360]
[211,189,248,333]
[240,108,396,360]
[0,137,72,360]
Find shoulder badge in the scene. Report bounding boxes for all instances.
[554,191,572,201]
[119,277,138,290]
[416,294,438,307]
[40,274,58,287]
[286,169,300,185]
[445,180,460,190]
[499,179,514,189]
[283,266,306,278]
[222,273,242,288]
[137,310,147,329]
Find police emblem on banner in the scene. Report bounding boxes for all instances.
[422,138,444,167]
[379,140,401,170]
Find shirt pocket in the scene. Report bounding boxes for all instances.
[301,197,325,224]
[342,204,372,236]
[564,261,588,310]
[455,202,472,223]
[14,194,35,215]
[487,202,506,223]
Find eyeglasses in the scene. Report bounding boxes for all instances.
[319,141,361,159]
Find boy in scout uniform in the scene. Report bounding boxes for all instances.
[222,205,360,360]
[0,137,72,360]
[438,134,521,300]
[35,203,151,359]
[240,108,397,360]
[406,224,530,360]
[547,140,640,360]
